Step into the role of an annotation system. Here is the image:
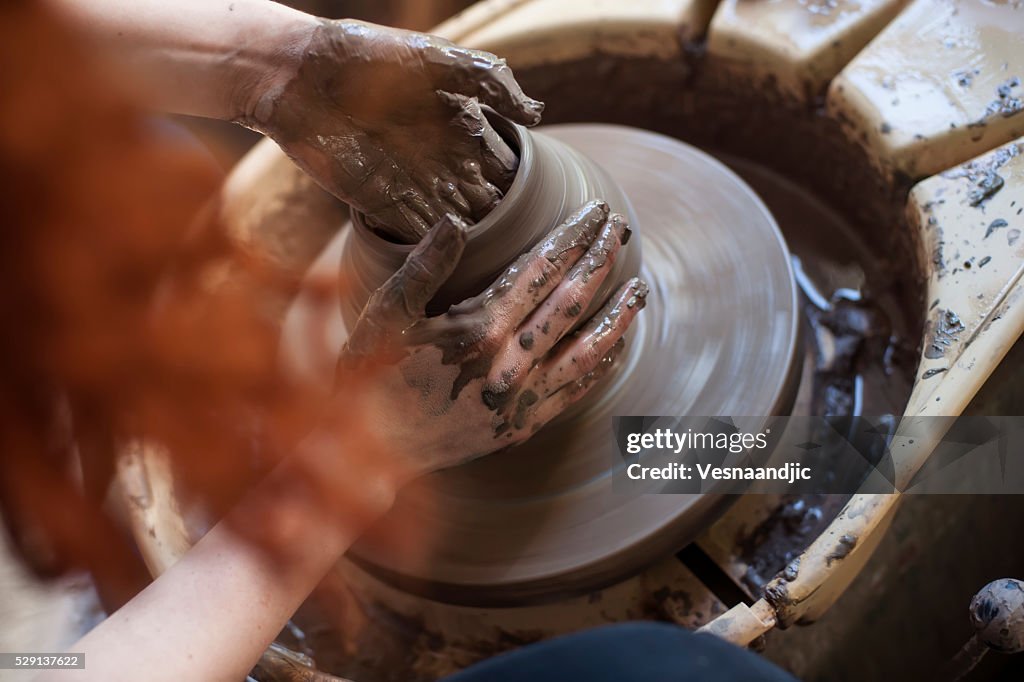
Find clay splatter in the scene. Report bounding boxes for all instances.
[954,68,979,88]
[985,218,1008,238]
[943,143,1020,207]
[924,309,965,359]
[825,533,858,566]
[981,77,1024,120]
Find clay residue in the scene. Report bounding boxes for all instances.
[985,218,1008,238]
[932,229,947,277]
[806,296,899,417]
[649,587,702,628]
[307,592,545,682]
[942,143,1020,207]
[924,308,966,359]
[825,533,858,566]
[954,68,979,88]
[738,495,835,596]
[980,76,1024,120]
[763,581,790,611]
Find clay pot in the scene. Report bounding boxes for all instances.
[338,115,642,328]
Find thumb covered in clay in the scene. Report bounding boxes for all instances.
[340,214,468,368]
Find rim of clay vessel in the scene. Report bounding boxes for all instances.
[349,111,533,253]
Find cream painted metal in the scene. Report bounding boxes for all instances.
[707,0,907,102]
[449,0,716,65]
[116,0,1024,666]
[828,0,1024,181]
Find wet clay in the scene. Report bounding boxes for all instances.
[941,143,1020,208]
[337,118,641,326]
[246,19,544,243]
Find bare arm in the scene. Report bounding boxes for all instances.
[49,0,313,121]
[40,435,396,682]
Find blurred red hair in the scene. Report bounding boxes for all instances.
[0,0,424,606]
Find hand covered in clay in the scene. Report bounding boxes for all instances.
[247,19,543,243]
[338,200,648,478]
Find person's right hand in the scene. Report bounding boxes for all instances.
[337,200,648,479]
[246,19,543,244]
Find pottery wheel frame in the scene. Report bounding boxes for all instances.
[283,124,800,606]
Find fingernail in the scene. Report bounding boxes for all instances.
[419,214,468,262]
[523,98,544,124]
[435,212,468,238]
[609,214,631,244]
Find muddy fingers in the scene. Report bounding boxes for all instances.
[342,215,467,363]
[471,200,610,320]
[482,212,630,409]
[258,19,541,244]
[532,277,649,397]
[532,337,628,428]
[425,42,544,126]
[518,213,630,356]
[339,201,645,476]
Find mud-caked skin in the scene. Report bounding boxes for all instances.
[339,200,648,478]
[247,19,544,244]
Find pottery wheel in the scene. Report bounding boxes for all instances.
[284,124,799,605]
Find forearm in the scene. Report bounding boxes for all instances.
[49,0,317,120]
[45,436,397,682]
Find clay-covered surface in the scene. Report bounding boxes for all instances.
[707,0,908,101]
[909,138,1024,392]
[828,0,1024,181]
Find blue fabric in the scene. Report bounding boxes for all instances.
[444,622,798,682]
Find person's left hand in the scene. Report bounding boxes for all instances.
[335,201,648,480]
[243,19,544,244]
